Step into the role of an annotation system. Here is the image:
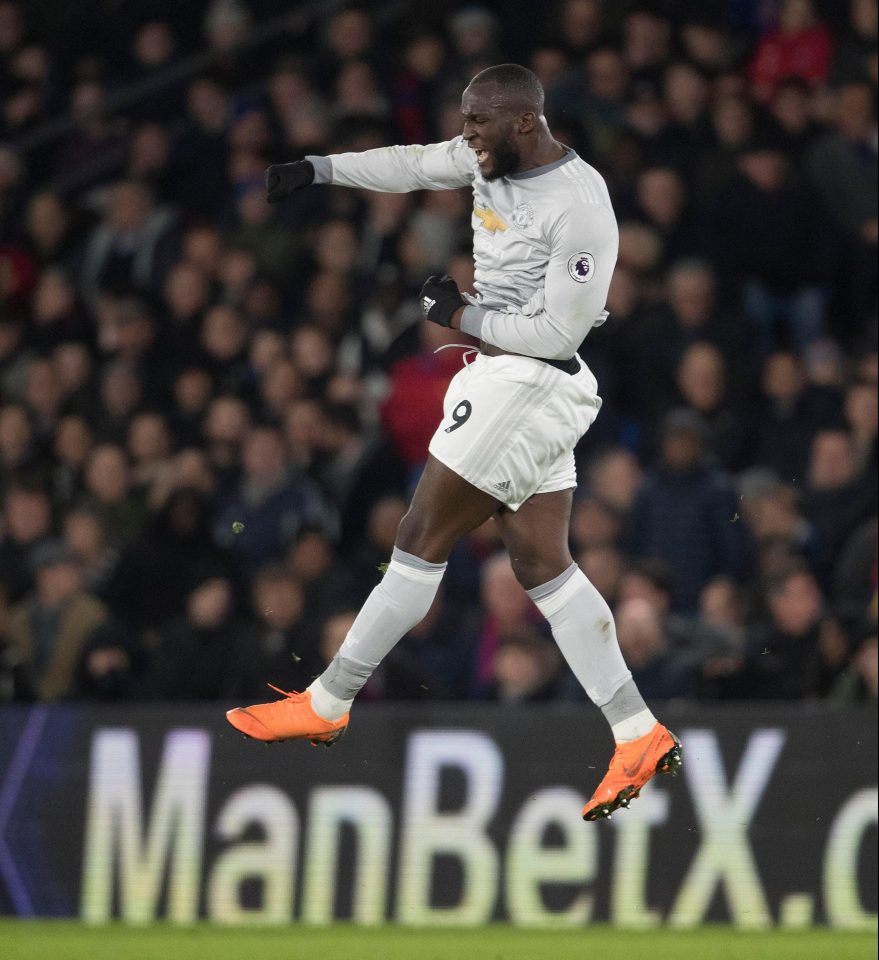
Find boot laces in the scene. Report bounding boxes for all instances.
[267,682,307,702]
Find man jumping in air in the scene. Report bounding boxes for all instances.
[225,63,682,821]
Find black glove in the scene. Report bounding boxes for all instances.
[265,160,315,203]
[420,274,467,328]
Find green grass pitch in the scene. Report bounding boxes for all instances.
[0,923,875,960]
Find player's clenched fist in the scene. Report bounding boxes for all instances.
[420,274,467,328]
[265,160,315,202]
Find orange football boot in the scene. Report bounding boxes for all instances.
[226,684,348,747]
[582,722,682,821]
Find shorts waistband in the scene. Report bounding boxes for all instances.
[537,355,580,375]
[479,349,581,375]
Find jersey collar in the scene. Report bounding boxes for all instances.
[509,147,577,180]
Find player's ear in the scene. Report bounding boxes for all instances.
[518,111,536,134]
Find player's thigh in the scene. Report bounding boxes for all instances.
[495,487,575,590]
[396,454,501,563]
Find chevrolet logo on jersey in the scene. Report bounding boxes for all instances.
[474,205,508,234]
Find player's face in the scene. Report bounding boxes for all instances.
[461,86,521,181]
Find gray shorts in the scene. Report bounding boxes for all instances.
[428,352,602,510]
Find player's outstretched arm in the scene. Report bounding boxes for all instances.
[460,201,619,359]
[264,138,475,199]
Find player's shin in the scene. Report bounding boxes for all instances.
[527,563,656,742]
[308,547,446,720]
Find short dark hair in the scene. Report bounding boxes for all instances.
[469,63,544,113]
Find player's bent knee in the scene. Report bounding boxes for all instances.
[510,553,573,591]
[395,509,449,563]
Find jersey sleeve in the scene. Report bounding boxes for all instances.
[307,137,476,193]
[461,201,619,359]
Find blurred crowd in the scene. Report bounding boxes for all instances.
[0,0,876,706]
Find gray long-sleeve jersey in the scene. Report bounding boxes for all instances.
[307,137,618,360]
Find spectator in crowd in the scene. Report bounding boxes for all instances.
[0,316,32,400]
[52,340,94,418]
[202,394,250,483]
[629,408,745,611]
[746,563,839,699]
[831,622,878,703]
[380,321,468,476]
[623,7,672,88]
[770,78,822,157]
[3,538,107,700]
[52,80,128,194]
[844,378,878,476]
[78,617,144,700]
[214,424,336,567]
[127,411,174,495]
[832,517,877,627]
[693,576,751,699]
[749,0,834,102]
[709,134,833,356]
[50,414,93,507]
[22,192,80,271]
[310,400,407,549]
[801,428,878,574]
[146,574,252,699]
[381,583,479,700]
[738,469,826,585]
[169,78,230,220]
[830,0,877,86]
[633,165,699,267]
[246,564,316,695]
[584,446,642,518]
[92,360,141,444]
[577,543,625,606]
[753,351,842,483]
[106,486,235,632]
[805,80,878,330]
[570,492,623,554]
[323,496,408,612]
[124,21,185,125]
[29,267,89,351]
[485,627,564,703]
[640,258,752,406]
[80,442,147,545]
[0,403,40,491]
[80,180,180,308]
[0,483,53,606]
[548,45,628,159]
[697,92,756,201]
[614,597,697,700]
[23,357,63,444]
[673,341,751,471]
[62,506,118,599]
[475,552,545,694]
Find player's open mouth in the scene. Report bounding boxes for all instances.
[475,149,490,166]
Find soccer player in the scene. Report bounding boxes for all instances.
[226,64,682,821]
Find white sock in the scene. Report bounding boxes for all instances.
[528,564,656,741]
[611,707,657,742]
[309,547,446,721]
[308,677,352,722]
